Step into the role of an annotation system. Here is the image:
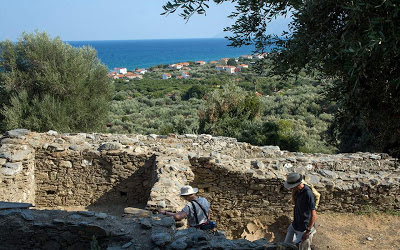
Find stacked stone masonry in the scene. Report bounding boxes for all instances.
[0,129,399,239]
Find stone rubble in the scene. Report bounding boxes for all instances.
[0,206,296,249]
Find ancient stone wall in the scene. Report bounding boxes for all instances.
[34,148,156,207]
[0,129,399,241]
[0,129,36,204]
[0,130,158,208]
[188,154,400,239]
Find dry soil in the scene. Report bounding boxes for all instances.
[313,212,400,250]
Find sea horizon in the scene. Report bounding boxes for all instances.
[65,37,228,42]
[68,38,256,70]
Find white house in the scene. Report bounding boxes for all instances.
[240,54,253,59]
[135,68,147,74]
[237,64,249,69]
[196,61,206,65]
[182,72,191,79]
[162,73,172,79]
[215,65,236,74]
[224,66,236,74]
[168,64,183,70]
[254,53,268,59]
[114,67,127,74]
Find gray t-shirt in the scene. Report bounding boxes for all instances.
[181,197,210,227]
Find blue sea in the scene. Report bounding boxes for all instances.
[68,38,255,70]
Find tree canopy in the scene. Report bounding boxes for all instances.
[0,31,113,133]
[198,83,261,138]
[162,0,400,157]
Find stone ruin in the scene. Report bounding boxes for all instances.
[0,129,399,249]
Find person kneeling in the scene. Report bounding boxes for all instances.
[160,185,215,230]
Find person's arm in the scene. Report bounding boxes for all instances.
[302,209,317,241]
[160,210,187,221]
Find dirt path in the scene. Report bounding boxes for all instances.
[313,213,400,250]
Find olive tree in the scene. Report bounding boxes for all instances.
[0,31,113,132]
[162,0,400,156]
[198,83,261,138]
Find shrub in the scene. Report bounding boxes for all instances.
[0,31,112,132]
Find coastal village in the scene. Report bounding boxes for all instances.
[107,53,268,81]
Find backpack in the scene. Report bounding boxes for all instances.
[292,180,321,209]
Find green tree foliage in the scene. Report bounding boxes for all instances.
[182,85,208,100]
[108,96,201,135]
[162,0,400,156]
[240,120,304,152]
[198,83,261,138]
[110,62,336,153]
[227,58,237,66]
[0,31,113,132]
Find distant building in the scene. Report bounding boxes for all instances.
[125,72,143,80]
[240,55,253,59]
[237,64,249,69]
[209,61,218,64]
[195,61,206,65]
[254,53,268,59]
[114,67,127,74]
[107,72,117,78]
[135,68,147,74]
[168,64,182,70]
[218,58,230,65]
[182,72,191,79]
[162,73,172,79]
[224,66,236,74]
[215,65,236,74]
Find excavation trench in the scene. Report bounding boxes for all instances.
[1,132,400,248]
[30,150,288,242]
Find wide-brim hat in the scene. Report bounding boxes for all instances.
[179,185,198,196]
[284,173,303,189]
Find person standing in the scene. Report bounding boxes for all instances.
[160,185,215,230]
[284,173,317,250]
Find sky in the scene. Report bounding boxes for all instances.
[0,0,290,41]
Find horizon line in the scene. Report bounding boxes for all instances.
[64,37,229,42]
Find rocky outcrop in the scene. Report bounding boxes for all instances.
[0,129,399,241]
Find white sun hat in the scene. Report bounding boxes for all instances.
[284,173,303,189]
[179,185,198,196]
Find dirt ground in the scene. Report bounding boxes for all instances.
[313,212,400,250]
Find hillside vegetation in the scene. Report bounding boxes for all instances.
[108,60,337,153]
